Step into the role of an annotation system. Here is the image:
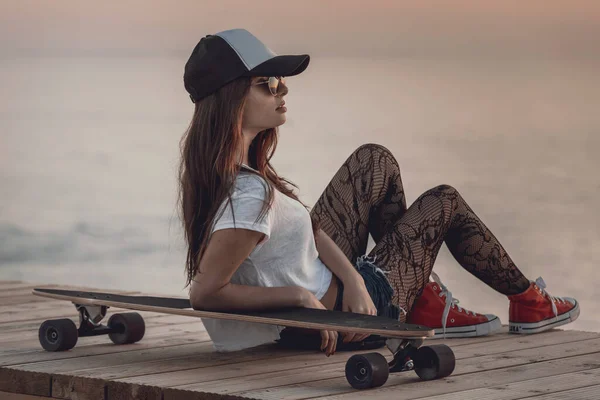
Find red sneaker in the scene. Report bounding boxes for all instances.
[508,277,579,334]
[407,272,502,338]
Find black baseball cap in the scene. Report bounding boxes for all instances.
[184,29,310,103]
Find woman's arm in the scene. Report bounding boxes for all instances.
[191,227,313,311]
[314,228,362,285]
[315,228,377,344]
[193,282,309,311]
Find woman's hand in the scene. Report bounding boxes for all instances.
[341,280,378,343]
[300,289,339,357]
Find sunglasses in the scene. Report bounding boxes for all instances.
[251,76,286,96]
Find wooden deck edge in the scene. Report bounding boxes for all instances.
[0,391,53,400]
[0,368,51,398]
[0,368,258,400]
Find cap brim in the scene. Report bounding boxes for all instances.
[245,54,310,77]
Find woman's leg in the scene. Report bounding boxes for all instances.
[310,143,530,322]
[368,183,531,321]
[310,143,408,264]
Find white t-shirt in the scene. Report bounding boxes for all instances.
[201,164,333,352]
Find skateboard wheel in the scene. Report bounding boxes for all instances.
[413,344,456,380]
[107,312,145,345]
[345,352,389,389]
[38,319,78,352]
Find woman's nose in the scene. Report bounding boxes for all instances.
[278,82,288,97]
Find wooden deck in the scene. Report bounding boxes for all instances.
[0,280,598,400]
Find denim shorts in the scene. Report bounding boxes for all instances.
[334,254,401,321]
[276,254,400,351]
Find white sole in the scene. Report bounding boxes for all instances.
[509,300,580,334]
[430,315,503,338]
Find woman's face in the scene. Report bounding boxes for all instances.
[241,76,288,133]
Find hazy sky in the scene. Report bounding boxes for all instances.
[1,1,599,58]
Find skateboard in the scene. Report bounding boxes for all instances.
[32,288,456,389]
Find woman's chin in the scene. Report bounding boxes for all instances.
[275,115,287,126]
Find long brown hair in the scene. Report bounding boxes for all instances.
[177,76,321,289]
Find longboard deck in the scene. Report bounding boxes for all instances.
[32,288,433,339]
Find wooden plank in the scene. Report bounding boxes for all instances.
[228,351,600,399]
[0,331,210,366]
[0,340,215,397]
[172,337,600,396]
[76,348,356,385]
[0,390,53,399]
[0,321,209,351]
[413,368,600,399]
[0,302,100,324]
[0,310,205,345]
[17,341,300,375]
[3,336,598,399]
[29,328,517,383]
[455,336,600,374]
[448,330,598,359]
[0,307,204,340]
[171,360,366,396]
[0,311,198,335]
[50,374,116,400]
[0,294,56,306]
[84,329,539,385]
[0,298,96,314]
[53,345,304,400]
[161,383,248,400]
[2,342,299,400]
[0,331,211,367]
[114,329,598,389]
[398,326,594,351]
[13,327,584,397]
[0,283,36,291]
[0,368,51,397]
[519,384,600,399]
[45,330,542,389]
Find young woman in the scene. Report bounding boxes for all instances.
[178,29,580,356]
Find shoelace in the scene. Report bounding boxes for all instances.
[533,276,566,320]
[430,271,475,338]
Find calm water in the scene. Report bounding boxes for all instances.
[1,54,598,332]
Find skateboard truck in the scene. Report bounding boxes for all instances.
[77,304,106,326]
[37,303,146,352]
[74,303,114,337]
[386,338,423,372]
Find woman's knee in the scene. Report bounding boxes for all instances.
[351,143,400,171]
[431,184,458,195]
[417,184,461,205]
[353,143,393,159]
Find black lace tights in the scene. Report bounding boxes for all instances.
[309,143,531,322]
